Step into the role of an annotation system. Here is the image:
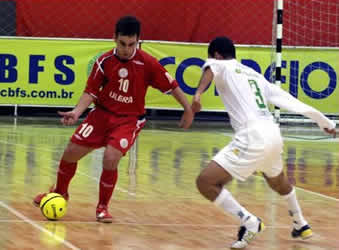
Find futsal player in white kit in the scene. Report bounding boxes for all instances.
[192,36,336,249]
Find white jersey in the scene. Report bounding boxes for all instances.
[203,58,336,131]
[203,59,273,131]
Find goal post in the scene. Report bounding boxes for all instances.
[272,0,339,131]
[274,0,284,123]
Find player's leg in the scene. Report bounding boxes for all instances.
[262,171,292,195]
[196,160,256,221]
[196,160,264,249]
[33,142,93,206]
[58,108,109,198]
[96,145,121,223]
[261,121,312,240]
[55,142,94,195]
[96,115,146,223]
[34,108,106,207]
[200,124,269,249]
[99,145,121,206]
[263,172,312,239]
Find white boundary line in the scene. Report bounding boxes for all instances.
[0,201,80,250]
[295,186,339,202]
[253,175,339,202]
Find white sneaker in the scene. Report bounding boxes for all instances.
[231,217,265,249]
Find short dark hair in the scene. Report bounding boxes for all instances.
[115,16,141,37]
[208,36,236,59]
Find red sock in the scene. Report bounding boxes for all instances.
[54,160,77,195]
[98,168,118,207]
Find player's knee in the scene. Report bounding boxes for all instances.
[103,154,121,170]
[62,144,80,162]
[277,183,292,195]
[265,173,292,195]
[196,172,209,194]
[268,181,280,193]
[269,181,291,195]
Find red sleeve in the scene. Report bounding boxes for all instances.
[84,59,105,98]
[148,57,179,93]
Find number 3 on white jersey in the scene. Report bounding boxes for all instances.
[248,79,266,109]
[78,123,94,138]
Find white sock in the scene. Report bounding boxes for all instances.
[282,187,307,229]
[214,188,256,227]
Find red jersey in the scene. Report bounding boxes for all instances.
[85,48,179,116]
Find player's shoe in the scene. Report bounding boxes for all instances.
[96,204,113,223]
[33,185,69,207]
[291,224,312,240]
[231,217,265,249]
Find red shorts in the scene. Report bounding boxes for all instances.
[71,108,146,155]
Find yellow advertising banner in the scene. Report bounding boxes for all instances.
[0,38,114,106]
[0,38,338,112]
[142,42,339,113]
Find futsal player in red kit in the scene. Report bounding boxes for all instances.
[33,16,194,223]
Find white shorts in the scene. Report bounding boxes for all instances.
[213,120,283,181]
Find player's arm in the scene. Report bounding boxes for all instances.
[58,92,94,126]
[171,87,194,129]
[266,82,336,136]
[192,67,214,113]
[58,59,103,126]
[149,57,193,129]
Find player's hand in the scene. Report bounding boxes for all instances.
[324,128,336,138]
[58,110,80,126]
[179,108,194,129]
[191,94,201,113]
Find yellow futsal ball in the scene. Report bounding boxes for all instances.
[40,193,67,220]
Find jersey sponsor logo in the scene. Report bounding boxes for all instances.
[165,72,174,84]
[118,68,128,78]
[109,91,133,103]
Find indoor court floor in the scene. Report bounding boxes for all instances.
[0,117,338,250]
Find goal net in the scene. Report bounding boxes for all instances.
[272,0,339,139]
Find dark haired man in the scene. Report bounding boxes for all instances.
[192,36,336,249]
[34,16,193,223]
